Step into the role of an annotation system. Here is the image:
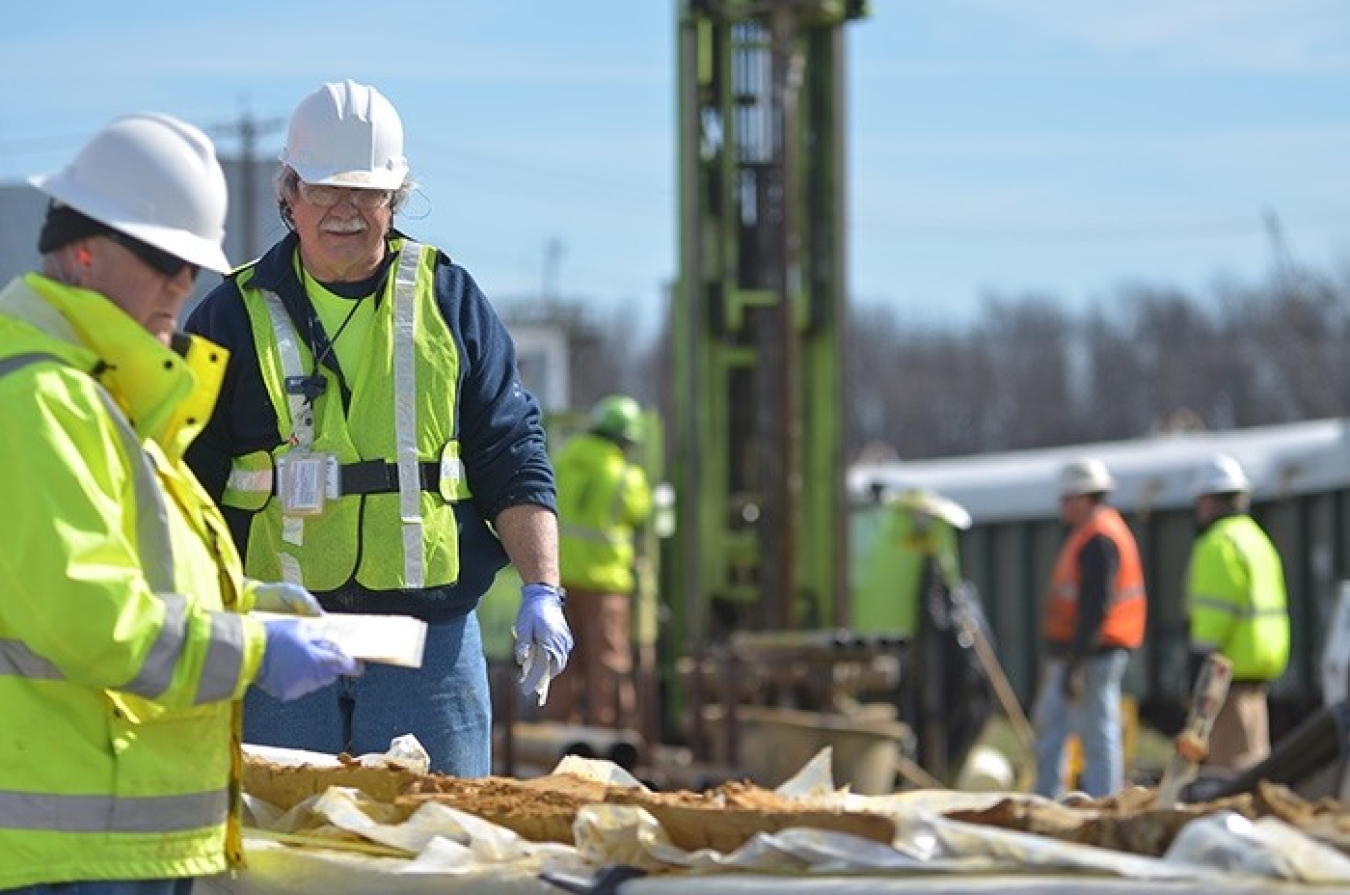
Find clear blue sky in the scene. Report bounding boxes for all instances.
[3,2,1348,334]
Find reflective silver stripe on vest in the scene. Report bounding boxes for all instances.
[263,291,314,450]
[1191,594,1282,617]
[0,787,228,833]
[560,521,628,548]
[224,466,273,494]
[0,639,62,679]
[392,242,426,588]
[195,612,247,704]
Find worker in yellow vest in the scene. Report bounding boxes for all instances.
[0,114,356,894]
[185,81,570,776]
[853,488,993,781]
[1185,454,1289,771]
[545,395,654,728]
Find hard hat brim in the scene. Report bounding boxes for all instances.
[284,162,408,192]
[31,172,231,274]
[892,489,973,530]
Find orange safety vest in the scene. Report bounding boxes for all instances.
[1043,506,1147,650]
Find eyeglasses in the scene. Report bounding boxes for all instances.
[296,181,393,209]
[105,231,198,282]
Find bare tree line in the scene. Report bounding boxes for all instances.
[845,264,1350,460]
[511,259,1350,461]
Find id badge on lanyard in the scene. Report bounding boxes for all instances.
[277,451,338,516]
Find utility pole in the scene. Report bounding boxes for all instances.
[1263,207,1299,294]
[210,110,285,261]
[542,237,565,303]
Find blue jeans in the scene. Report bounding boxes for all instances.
[1031,649,1129,798]
[3,881,192,895]
[244,612,491,776]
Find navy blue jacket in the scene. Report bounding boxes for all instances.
[185,230,556,622]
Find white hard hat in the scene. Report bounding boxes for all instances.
[1059,458,1115,498]
[280,80,408,190]
[29,113,231,273]
[890,488,973,530]
[1193,453,1250,497]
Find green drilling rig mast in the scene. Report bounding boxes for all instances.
[672,0,866,664]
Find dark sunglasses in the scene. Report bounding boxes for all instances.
[105,231,199,282]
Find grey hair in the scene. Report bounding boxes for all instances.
[274,165,415,230]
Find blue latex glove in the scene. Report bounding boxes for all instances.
[251,581,324,616]
[257,618,361,702]
[513,583,573,698]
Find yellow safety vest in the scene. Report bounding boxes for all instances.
[1187,514,1290,681]
[0,273,262,889]
[555,432,652,594]
[219,241,471,592]
[853,504,962,637]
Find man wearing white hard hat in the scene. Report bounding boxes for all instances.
[1031,458,1147,798]
[0,114,357,894]
[186,80,570,776]
[1184,454,1289,772]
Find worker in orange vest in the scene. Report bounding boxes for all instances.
[1031,458,1147,798]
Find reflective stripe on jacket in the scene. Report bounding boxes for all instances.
[1187,513,1289,681]
[0,273,264,890]
[555,432,652,594]
[220,239,470,593]
[1044,505,1147,650]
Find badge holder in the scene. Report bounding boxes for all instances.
[278,372,337,516]
[276,452,339,516]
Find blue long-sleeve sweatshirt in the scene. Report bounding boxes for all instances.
[184,230,556,622]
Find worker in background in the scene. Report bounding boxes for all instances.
[854,488,993,781]
[1183,454,1289,771]
[0,114,357,894]
[184,80,571,777]
[544,395,654,728]
[1032,458,1147,798]
[853,488,969,638]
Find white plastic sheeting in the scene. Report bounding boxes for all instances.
[196,741,1350,895]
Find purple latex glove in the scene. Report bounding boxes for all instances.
[513,583,573,697]
[257,618,361,702]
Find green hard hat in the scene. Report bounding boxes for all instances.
[590,394,643,444]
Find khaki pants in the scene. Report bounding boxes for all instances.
[542,587,635,729]
[1206,682,1271,772]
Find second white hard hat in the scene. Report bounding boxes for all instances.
[280,79,409,190]
[1193,453,1251,497]
[29,113,231,273]
[1059,458,1115,498]
[890,488,973,530]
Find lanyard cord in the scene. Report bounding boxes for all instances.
[310,295,365,376]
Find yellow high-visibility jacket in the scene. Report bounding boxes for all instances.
[1187,513,1290,682]
[0,273,267,889]
[555,432,652,595]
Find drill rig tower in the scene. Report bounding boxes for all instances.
[673,1,865,651]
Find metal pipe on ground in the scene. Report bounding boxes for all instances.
[511,721,644,773]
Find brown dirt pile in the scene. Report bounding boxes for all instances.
[243,753,896,854]
[944,780,1350,857]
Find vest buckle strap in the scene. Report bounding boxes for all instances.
[339,460,440,496]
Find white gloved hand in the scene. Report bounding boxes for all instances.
[518,642,564,706]
[251,581,324,617]
[513,583,572,704]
